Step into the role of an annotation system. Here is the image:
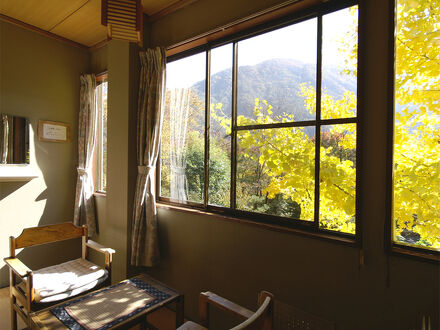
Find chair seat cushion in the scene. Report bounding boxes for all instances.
[31,258,108,303]
[176,321,208,330]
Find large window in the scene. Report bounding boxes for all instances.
[391,0,439,254]
[160,2,359,238]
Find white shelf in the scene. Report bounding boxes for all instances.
[0,165,38,182]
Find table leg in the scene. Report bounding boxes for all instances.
[140,315,147,330]
[175,295,184,327]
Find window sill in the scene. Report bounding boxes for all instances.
[391,245,440,263]
[94,191,106,197]
[156,201,358,247]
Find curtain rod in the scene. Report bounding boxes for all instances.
[96,71,108,77]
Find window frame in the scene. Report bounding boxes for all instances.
[385,0,440,262]
[93,71,108,194]
[158,0,362,245]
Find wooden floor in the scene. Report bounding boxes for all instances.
[0,286,178,330]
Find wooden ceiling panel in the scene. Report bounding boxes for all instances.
[50,0,107,47]
[1,0,197,48]
[0,0,88,31]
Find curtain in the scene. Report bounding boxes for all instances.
[131,47,166,267]
[74,74,98,236]
[170,88,190,202]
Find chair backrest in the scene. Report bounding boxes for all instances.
[10,222,86,257]
[232,291,274,330]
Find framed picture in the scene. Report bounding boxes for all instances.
[38,120,70,143]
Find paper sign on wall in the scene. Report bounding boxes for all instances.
[38,120,70,143]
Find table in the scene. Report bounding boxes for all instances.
[30,274,184,329]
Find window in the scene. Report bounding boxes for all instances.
[95,74,108,193]
[390,0,439,254]
[160,2,360,239]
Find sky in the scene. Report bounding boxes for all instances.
[167,6,358,89]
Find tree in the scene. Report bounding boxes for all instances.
[392,0,440,248]
[310,1,440,247]
[212,97,356,232]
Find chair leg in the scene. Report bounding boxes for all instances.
[27,313,32,330]
[10,296,17,330]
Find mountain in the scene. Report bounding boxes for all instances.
[192,58,356,122]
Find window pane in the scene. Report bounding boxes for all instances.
[236,127,315,220]
[161,53,206,204]
[237,18,317,124]
[320,124,356,234]
[393,0,440,250]
[321,6,358,120]
[209,44,232,207]
[96,81,107,192]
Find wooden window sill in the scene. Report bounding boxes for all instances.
[156,201,358,247]
[391,245,440,263]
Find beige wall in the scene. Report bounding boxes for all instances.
[143,0,440,329]
[0,21,90,287]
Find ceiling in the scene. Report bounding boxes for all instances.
[0,0,194,49]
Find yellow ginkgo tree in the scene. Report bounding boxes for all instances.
[392,0,440,248]
[303,0,440,247]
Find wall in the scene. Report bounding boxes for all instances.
[144,0,440,329]
[89,41,139,283]
[91,45,108,75]
[0,21,90,287]
[147,0,309,48]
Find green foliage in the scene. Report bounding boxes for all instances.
[185,132,205,202]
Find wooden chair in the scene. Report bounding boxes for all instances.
[3,222,115,330]
[178,291,274,330]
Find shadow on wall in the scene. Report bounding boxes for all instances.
[33,119,78,227]
[0,182,27,201]
[0,119,80,288]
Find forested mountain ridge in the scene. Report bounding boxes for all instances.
[192,58,356,120]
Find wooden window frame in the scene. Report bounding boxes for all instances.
[158,0,362,246]
[385,0,440,262]
[93,72,108,195]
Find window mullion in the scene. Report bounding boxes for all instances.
[230,42,238,209]
[314,15,323,228]
[204,50,211,207]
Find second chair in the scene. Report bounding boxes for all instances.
[178,290,274,330]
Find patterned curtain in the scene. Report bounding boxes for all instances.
[74,74,98,236]
[131,47,166,267]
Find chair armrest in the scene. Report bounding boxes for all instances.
[85,240,115,255]
[3,257,32,278]
[199,291,253,327]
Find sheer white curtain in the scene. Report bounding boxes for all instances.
[169,88,190,202]
[74,74,97,236]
